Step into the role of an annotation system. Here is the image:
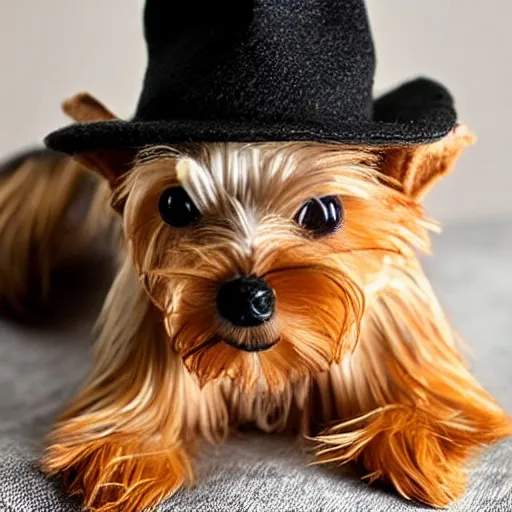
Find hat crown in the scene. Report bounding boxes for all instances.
[135,0,376,128]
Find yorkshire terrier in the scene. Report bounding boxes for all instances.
[1,93,511,512]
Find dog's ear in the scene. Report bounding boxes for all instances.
[62,92,117,123]
[378,124,475,201]
[62,93,137,188]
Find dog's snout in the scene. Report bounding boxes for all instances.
[216,277,275,327]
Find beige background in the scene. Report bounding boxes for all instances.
[1,0,510,223]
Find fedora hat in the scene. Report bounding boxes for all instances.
[45,0,457,154]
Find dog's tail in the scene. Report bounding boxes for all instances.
[0,147,114,314]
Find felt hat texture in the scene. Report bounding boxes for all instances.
[45,0,457,154]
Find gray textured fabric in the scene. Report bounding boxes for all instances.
[0,221,511,512]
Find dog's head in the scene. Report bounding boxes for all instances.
[64,94,474,392]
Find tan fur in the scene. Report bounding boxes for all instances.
[0,153,85,311]
[313,258,511,506]
[0,90,133,313]
[63,92,117,123]
[34,139,511,512]
[41,259,196,511]
[380,124,475,200]
[0,151,121,313]
[60,92,137,189]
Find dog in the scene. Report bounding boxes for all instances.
[1,93,510,512]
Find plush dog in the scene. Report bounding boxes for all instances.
[1,1,510,511]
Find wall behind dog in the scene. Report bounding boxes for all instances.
[0,0,510,223]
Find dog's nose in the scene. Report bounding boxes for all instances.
[216,277,275,327]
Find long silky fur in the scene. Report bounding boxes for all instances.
[39,142,511,511]
[0,152,81,311]
[0,151,115,313]
[41,258,196,511]
[312,260,512,506]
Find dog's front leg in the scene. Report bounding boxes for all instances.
[311,266,512,507]
[41,262,202,512]
[43,428,192,512]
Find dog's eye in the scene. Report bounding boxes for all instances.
[295,196,343,236]
[158,186,201,227]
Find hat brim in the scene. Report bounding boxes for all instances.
[45,78,457,154]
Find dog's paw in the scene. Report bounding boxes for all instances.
[41,434,193,512]
[312,405,512,507]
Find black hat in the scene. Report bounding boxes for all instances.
[45,0,457,154]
